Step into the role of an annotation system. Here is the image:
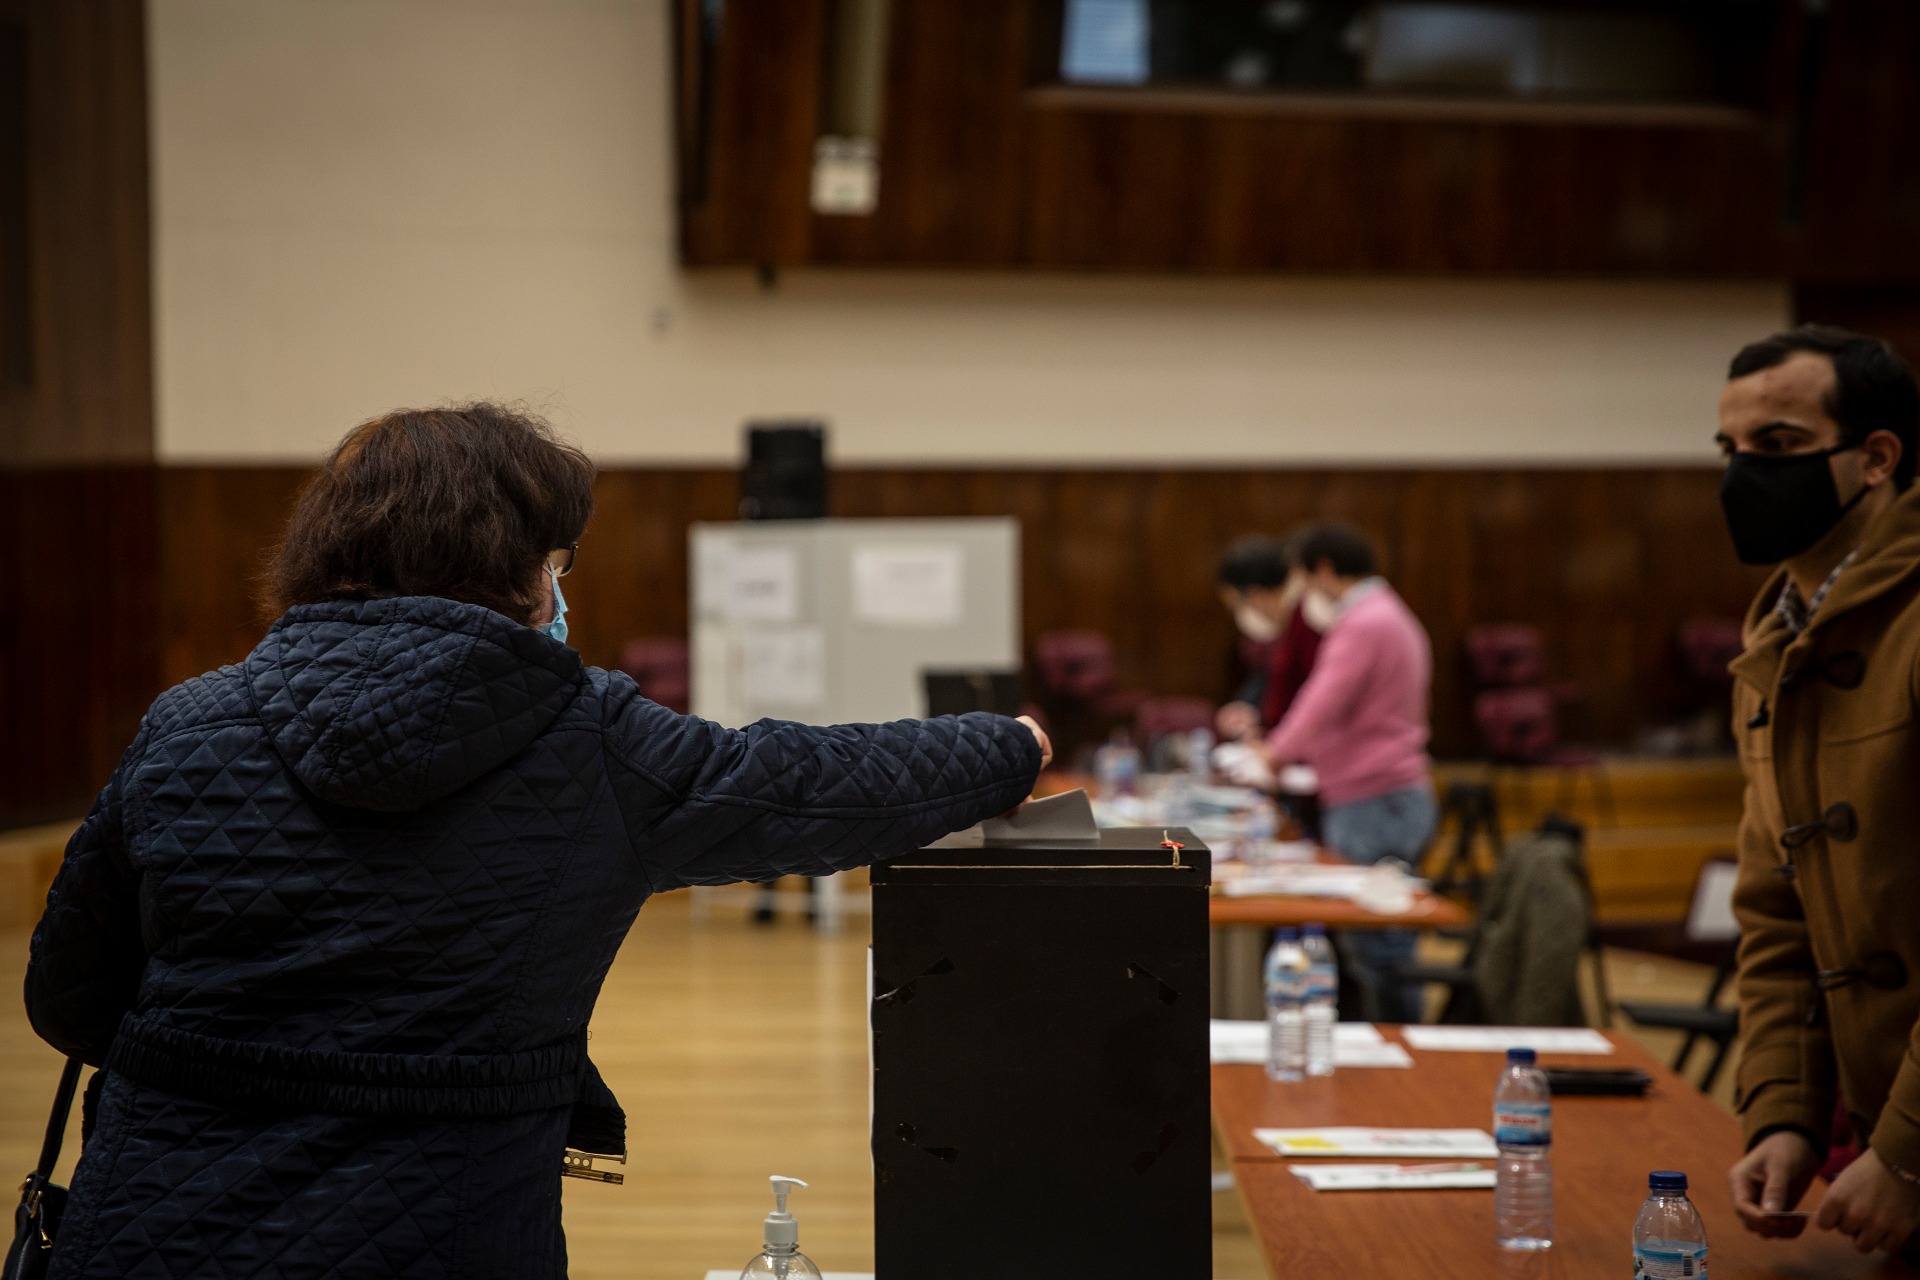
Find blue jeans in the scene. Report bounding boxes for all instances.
[1322,785,1437,1024]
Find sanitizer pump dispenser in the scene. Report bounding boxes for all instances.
[739,1176,823,1280]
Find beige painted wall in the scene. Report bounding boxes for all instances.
[148,0,1789,465]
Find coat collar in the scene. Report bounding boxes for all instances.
[1730,482,1920,693]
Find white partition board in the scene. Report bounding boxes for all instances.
[690,518,1019,728]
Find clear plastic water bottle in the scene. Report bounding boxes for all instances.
[1186,726,1214,781]
[1299,923,1338,1077]
[1493,1047,1553,1250]
[1092,732,1140,800]
[1264,929,1308,1082]
[1634,1171,1708,1278]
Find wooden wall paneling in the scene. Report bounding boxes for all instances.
[136,465,1768,776]
[0,0,154,827]
[0,0,150,465]
[1017,101,1785,274]
[809,0,1029,264]
[0,17,27,389]
[0,467,158,826]
[678,0,830,268]
[1792,0,1920,285]
[1795,286,1920,369]
[684,0,1848,275]
[155,467,311,687]
[565,468,738,674]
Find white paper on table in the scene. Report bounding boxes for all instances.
[741,627,826,707]
[705,1273,873,1280]
[1209,1020,1397,1065]
[1401,1026,1615,1055]
[1255,1127,1499,1159]
[1290,1163,1496,1192]
[1222,865,1375,899]
[850,544,963,626]
[1333,1042,1414,1068]
[720,546,800,622]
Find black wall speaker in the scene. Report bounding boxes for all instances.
[740,420,828,520]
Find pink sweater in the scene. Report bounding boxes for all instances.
[1265,581,1432,807]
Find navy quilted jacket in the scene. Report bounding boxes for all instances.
[25,596,1040,1279]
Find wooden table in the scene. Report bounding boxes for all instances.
[1209,888,1469,930]
[1212,1029,1917,1278]
[1209,888,1469,1018]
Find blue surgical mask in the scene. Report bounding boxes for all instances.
[542,567,569,644]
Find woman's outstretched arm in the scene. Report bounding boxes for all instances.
[599,675,1045,891]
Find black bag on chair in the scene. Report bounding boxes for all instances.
[5,1059,82,1280]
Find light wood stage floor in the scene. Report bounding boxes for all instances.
[0,888,1729,1280]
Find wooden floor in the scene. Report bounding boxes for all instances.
[0,887,1733,1280]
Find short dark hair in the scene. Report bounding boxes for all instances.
[267,402,596,625]
[1217,534,1292,590]
[1729,324,1920,489]
[1294,522,1376,579]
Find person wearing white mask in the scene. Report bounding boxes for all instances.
[1214,533,1333,742]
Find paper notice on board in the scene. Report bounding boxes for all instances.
[851,545,963,626]
[742,628,826,707]
[720,546,800,622]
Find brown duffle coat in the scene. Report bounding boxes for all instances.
[1732,481,1920,1174]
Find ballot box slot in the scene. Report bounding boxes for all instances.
[885,830,1195,873]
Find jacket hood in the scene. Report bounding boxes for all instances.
[245,596,584,812]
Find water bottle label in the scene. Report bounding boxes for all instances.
[1493,1101,1551,1146]
[1306,972,1336,1000]
[1633,1244,1707,1278]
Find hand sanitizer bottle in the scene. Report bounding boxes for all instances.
[740,1176,824,1280]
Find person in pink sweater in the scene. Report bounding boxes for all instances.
[1263,522,1435,1022]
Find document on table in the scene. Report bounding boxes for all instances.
[1255,1127,1499,1159]
[1290,1162,1497,1192]
[1401,1026,1615,1055]
[1209,1020,1412,1068]
[1221,864,1375,899]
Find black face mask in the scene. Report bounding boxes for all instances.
[1719,445,1867,566]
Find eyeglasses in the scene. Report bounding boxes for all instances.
[547,543,578,578]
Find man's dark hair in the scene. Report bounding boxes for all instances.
[268,402,596,625]
[1217,534,1293,590]
[1729,324,1920,489]
[1294,522,1377,579]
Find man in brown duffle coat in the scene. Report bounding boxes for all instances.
[1717,325,1920,1257]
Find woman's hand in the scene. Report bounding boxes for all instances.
[1816,1149,1920,1253]
[1215,701,1261,743]
[1016,715,1054,772]
[1730,1130,1821,1237]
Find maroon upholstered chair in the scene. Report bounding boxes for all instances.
[1031,629,1144,763]
[1034,630,1121,701]
[617,637,691,715]
[1474,687,1591,767]
[1466,624,1546,690]
[1474,687,1614,823]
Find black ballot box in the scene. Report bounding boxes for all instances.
[869,827,1211,1279]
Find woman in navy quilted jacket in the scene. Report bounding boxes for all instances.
[24,404,1048,1279]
